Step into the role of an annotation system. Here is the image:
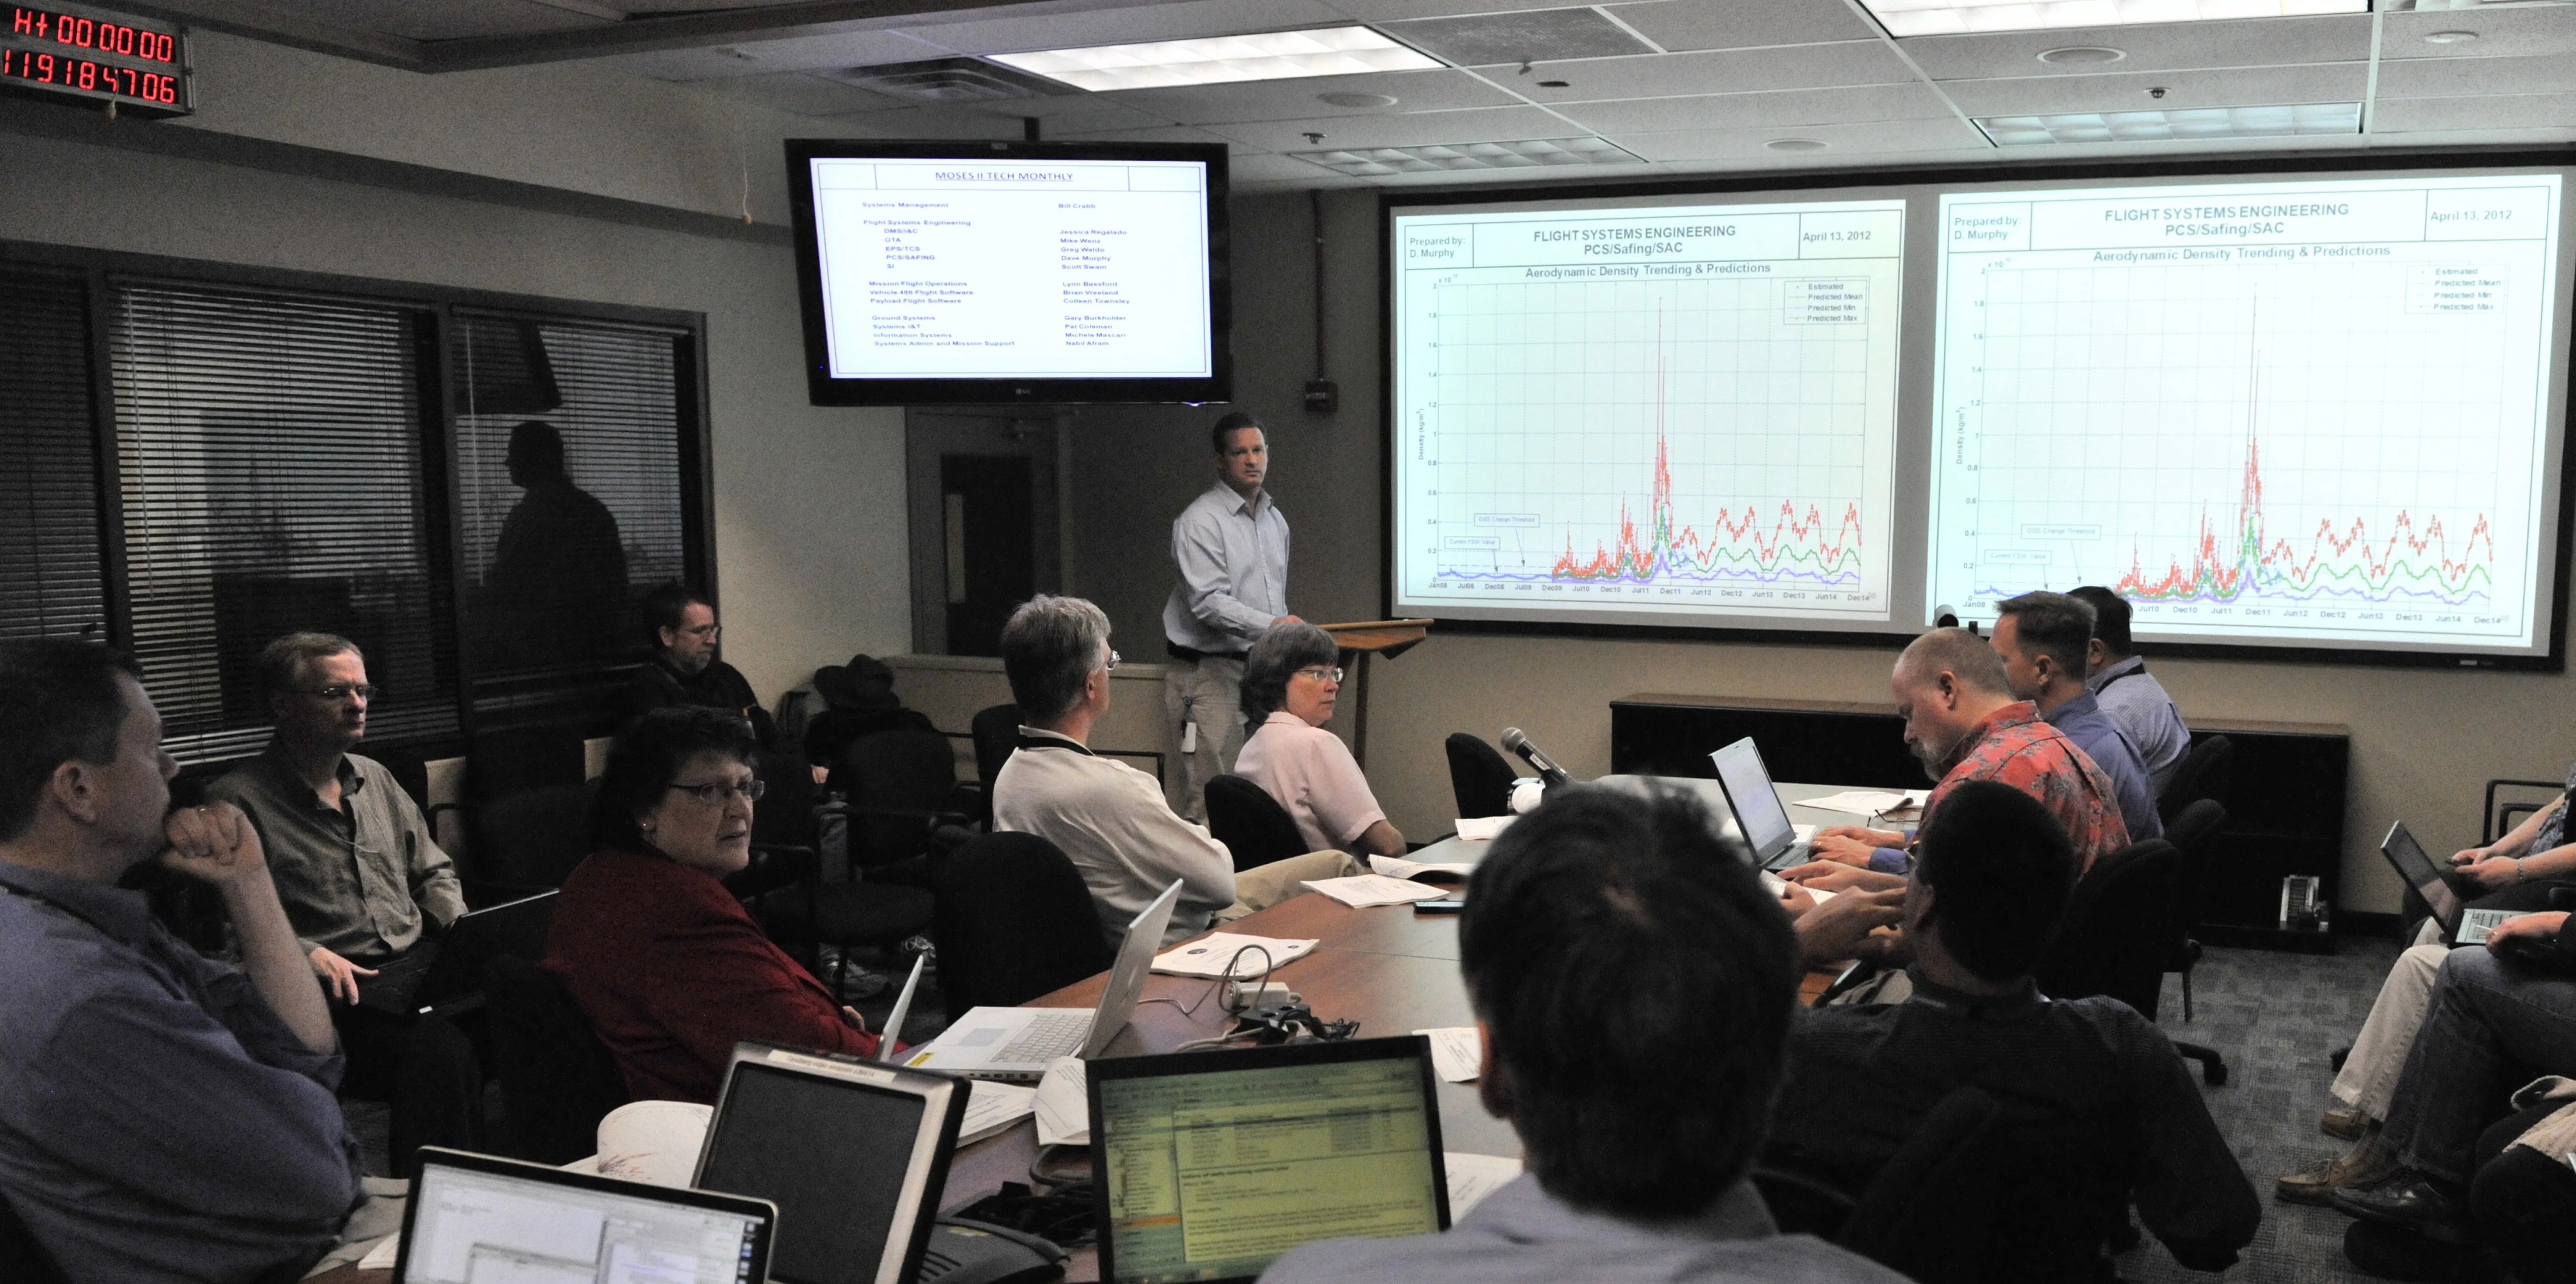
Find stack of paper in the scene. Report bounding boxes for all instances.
[1033,1056,1089,1146]
[1445,1153,1524,1219]
[1153,932,1319,977]
[1304,873,1453,908]
[594,1100,712,1188]
[959,1080,1038,1146]
[1370,854,1477,881]
[1413,1027,1482,1083]
[1792,789,1928,817]
[1454,815,1516,842]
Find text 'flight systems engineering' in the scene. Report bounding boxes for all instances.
[806,157,1213,380]
[1931,174,2565,654]
[1392,200,1906,628]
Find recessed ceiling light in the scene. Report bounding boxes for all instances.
[1318,91,1399,107]
[2423,30,2480,43]
[1861,0,2365,39]
[989,26,1440,92]
[1292,137,1644,177]
[1975,101,2361,145]
[1767,138,1829,152]
[1536,79,1571,87]
[2037,45,2126,64]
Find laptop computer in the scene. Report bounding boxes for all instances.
[874,953,926,1064]
[1709,737,1816,871]
[356,890,557,1019]
[1089,1036,1452,1284]
[394,1146,776,1284]
[2379,821,2467,938]
[693,1041,970,1284]
[900,878,1182,1081]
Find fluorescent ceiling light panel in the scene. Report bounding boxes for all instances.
[1861,0,2364,38]
[1293,137,1644,177]
[989,27,1440,92]
[1975,101,2360,143]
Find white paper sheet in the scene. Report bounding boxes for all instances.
[1445,1153,1523,1219]
[1760,870,1837,905]
[1370,854,1478,881]
[1454,815,1517,842]
[357,1232,404,1271]
[1790,789,1927,817]
[593,1100,712,1188]
[960,1080,1038,1146]
[1153,933,1319,978]
[1413,1027,1482,1083]
[1033,1056,1089,1147]
[1303,874,1452,908]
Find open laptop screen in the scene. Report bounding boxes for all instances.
[401,1149,770,1284]
[1710,737,1795,859]
[695,1058,934,1284]
[2381,821,2464,935]
[1091,1037,1449,1284]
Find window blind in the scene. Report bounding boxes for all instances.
[109,282,458,762]
[453,311,690,705]
[0,269,108,642]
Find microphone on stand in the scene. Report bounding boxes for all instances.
[1499,727,1572,789]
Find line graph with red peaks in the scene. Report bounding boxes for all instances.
[1544,430,1868,585]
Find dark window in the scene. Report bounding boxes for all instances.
[0,269,109,641]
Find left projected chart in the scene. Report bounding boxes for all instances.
[1391,200,1905,627]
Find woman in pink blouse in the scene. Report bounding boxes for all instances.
[1231,623,1406,857]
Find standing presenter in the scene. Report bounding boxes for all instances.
[1163,411,1296,822]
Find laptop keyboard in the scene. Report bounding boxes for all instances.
[994,1013,1091,1065]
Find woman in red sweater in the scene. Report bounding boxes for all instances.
[545,706,880,1102]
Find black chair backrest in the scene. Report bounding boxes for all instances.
[2035,839,2180,1020]
[930,832,1114,1013]
[750,748,819,852]
[469,781,596,893]
[1838,1085,2004,1284]
[0,1188,65,1284]
[2157,734,2234,825]
[970,703,1023,826]
[837,728,960,867]
[1445,733,1518,820]
[2161,800,2227,959]
[467,724,586,804]
[1204,774,1310,871]
[483,954,628,1165]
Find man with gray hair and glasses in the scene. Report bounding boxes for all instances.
[991,596,1357,948]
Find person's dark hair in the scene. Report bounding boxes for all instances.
[1210,411,1263,455]
[2067,585,2135,658]
[258,631,361,695]
[1993,591,2095,683]
[592,706,760,852]
[1897,625,2012,696]
[0,640,146,843]
[1459,785,1798,1217]
[999,595,1111,723]
[1239,623,1340,724]
[642,581,710,645]
[508,420,565,474]
[1912,779,2079,984]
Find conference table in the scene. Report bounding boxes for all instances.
[313,778,1886,1284]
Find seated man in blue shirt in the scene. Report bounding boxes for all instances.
[0,640,364,1283]
[2067,585,2193,795]
[1991,590,2162,840]
[1262,786,1907,1284]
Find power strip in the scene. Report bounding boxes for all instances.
[1231,980,1297,1010]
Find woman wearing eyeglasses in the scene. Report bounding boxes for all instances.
[544,706,882,1103]
[1233,623,1407,859]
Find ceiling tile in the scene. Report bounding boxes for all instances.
[2376,52,2576,99]
[1227,152,1372,186]
[1377,8,1658,65]
[894,0,1346,57]
[2382,7,2576,60]
[1323,0,1616,19]
[1049,123,1255,147]
[815,103,1035,139]
[2355,125,2576,148]
[1606,0,1889,52]
[1936,62,2365,115]
[1498,43,1919,100]
[693,72,910,116]
[2368,92,2576,133]
[591,30,952,80]
[1549,82,1954,133]
[1202,104,1579,152]
[1607,116,1990,160]
[239,0,598,41]
[1900,14,2370,81]
[1096,67,1519,124]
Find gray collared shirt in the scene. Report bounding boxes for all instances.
[1260,1174,1908,1284]
[1164,479,1291,652]
[2085,656,2192,794]
[0,861,360,1284]
[209,744,466,964]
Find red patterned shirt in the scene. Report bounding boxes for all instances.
[1926,701,2131,875]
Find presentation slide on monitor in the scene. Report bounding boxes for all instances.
[806,157,1211,380]
[1390,198,1906,627]
[1928,174,2564,654]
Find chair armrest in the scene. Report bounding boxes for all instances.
[2485,778,2568,844]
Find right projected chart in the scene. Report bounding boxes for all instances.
[1929,175,2565,652]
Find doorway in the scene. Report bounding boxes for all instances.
[904,411,1063,656]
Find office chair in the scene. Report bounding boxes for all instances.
[1754,1085,2004,1280]
[1204,774,1311,871]
[2158,800,2231,1085]
[467,781,595,903]
[465,723,586,803]
[755,870,937,1006]
[2156,734,2234,826]
[1445,733,1518,820]
[482,954,628,1165]
[2486,776,2568,846]
[834,728,972,873]
[969,702,1023,828]
[928,832,1116,1014]
[2037,838,2224,1085]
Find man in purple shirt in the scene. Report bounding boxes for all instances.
[1990,591,2163,841]
[0,640,362,1283]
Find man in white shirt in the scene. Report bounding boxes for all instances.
[2067,586,2192,795]
[992,596,1354,947]
[1163,413,1296,822]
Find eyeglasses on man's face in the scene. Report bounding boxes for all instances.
[1101,649,1121,673]
[297,684,377,703]
[665,779,764,807]
[1294,666,1343,684]
[677,622,721,641]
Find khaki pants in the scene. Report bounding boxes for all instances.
[1215,851,1365,922]
[1165,654,1245,823]
[2331,942,2449,1124]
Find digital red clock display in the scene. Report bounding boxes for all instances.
[0,4,188,114]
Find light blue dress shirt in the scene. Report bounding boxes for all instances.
[2087,656,2192,795]
[1163,479,1290,654]
[2044,691,2165,840]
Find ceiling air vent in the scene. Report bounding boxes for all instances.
[828,57,1073,103]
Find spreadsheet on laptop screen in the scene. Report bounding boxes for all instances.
[406,1162,762,1284]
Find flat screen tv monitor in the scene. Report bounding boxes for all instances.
[786,139,1230,406]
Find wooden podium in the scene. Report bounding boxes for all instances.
[1318,619,1431,769]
